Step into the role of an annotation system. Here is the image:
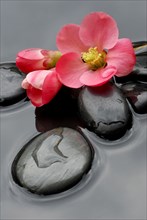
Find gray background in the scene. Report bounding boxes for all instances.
[0,1,147,220]
[1,0,147,62]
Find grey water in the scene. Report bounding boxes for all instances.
[1,1,147,220]
[1,101,146,219]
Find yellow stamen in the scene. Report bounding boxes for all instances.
[81,47,107,71]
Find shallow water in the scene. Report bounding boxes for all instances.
[0,99,146,219]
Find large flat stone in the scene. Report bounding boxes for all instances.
[12,127,94,195]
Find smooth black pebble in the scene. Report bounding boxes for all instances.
[78,83,132,140]
[121,83,147,114]
[11,127,94,195]
[0,62,26,106]
[132,41,147,53]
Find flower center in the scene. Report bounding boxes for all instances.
[81,47,107,71]
[43,50,62,69]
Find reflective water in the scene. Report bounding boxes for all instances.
[1,101,146,219]
[1,1,147,219]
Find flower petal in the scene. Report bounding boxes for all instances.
[56,53,88,88]
[42,69,62,104]
[16,57,46,74]
[80,66,117,86]
[107,38,136,76]
[27,86,43,107]
[17,48,46,60]
[26,70,50,90]
[56,24,88,54]
[79,12,119,51]
[21,78,30,89]
[16,48,48,73]
[24,69,62,107]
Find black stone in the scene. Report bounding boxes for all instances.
[0,62,26,106]
[121,83,147,114]
[78,83,132,140]
[11,127,94,195]
[133,41,147,47]
[132,41,147,54]
[133,55,147,83]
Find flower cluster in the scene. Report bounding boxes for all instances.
[16,12,136,107]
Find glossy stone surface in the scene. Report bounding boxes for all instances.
[121,83,147,114]
[12,127,94,195]
[132,41,147,54]
[0,62,26,106]
[78,84,132,140]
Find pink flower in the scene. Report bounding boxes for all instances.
[16,48,61,74]
[22,68,62,107]
[56,12,136,88]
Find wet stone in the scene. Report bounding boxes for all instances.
[78,83,132,140]
[121,83,147,114]
[0,62,26,106]
[132,41,147,55]
[12,127,94,195]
